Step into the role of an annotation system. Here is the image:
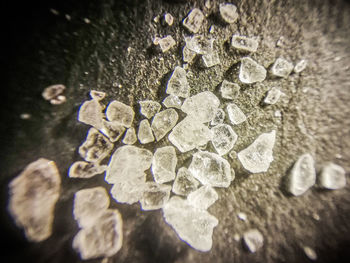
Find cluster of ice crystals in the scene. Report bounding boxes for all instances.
[187,185,218,210]
[166,66,191,98]
[219,3,238,23]
[288,153,316,196]
[69,161,107,178]
[140,182,171,210]
[211,124,238,155]
[220,80,240,100]
[151,109,179,141]
[122,127,137,145]
[172,167,200,196]
[239,57,267,84]
[237,130,276,173]
[264,87,282,105]
[163,95,182,109]
[152,146,177,183]
[158,35,176,52]
[211,108,225,126]
[139,100,161,119]
[106,100,135,128]
[185,35,214,55]
[227,103,247,125]
[243,229,264,253]
[138,119,155,144]
[182,8,204,33]
[202,51,220,67]
[78,99,104,130]
[271,57,294,78]
[182,46,197,63]
[189,151,233,187]
[319,162,346,190]
[100,121,125,142]
[294,59,308,73]
[231,35,259,53]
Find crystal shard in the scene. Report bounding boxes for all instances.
[172,167,200,196]
[106,100,135,128]
[211,124,238,156]
[139,100,161,119]
[8,158,61,242]
[185,35,214,55]
[264,87,282,105]
[182,8,204,33]
[227,103,246,125]
[138,119,155,144]
[187,185,218,210]
[237,130,276,173]
[151,109,179,141]
[163,196,218,252]
[211,109,225,126]
[271,57,294,78]
[122,127,137,145]
[202,51,220,67]
[189,151,232,187]
[78,99,104,130]
[219,3,238,23]
[239,57,267,84]
[166,66,191,98]
[163,95,182,109]
[288,153,316,196]
[140,183,171,210]
[220,80,240,100]
[158,35,176,52]
[100,120,125,142]
[152,146,177,183]
[69,161,107,178]
[243,229,264,253]
[90,90,106,101]
[294,59,307,73]
[231,35,258,53]
[319,162,346,190]
[182,46,196,63]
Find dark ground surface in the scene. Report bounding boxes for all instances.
[1,0,350,262]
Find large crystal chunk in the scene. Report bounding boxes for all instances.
[69,161,107,178]
[187,185,218,210]
[220,80,240,100]
[106,100,135,128]
[166,66,191,98]
[158,35,176,52]
[140,182,171,211]
[138,119,155,144]
[239,57,267,84]
[163,95,182,109]
[122,127,137,145]
[182,46,196,63]
[243,229,264,253]
[319,162,346,190]
[139,100,161,119]
[264,87,282,105]
[211,124,238,155]
[219,3,238,23]
[78,99,104,130]
[152,146,177,183]
[182,8,204,33]
[231,35,258,53]
[202,51,220,67]
[151,109,179,141]
[227,103,246,125]
[172,167,200,196]
[185,35,214,55]
[271,57,294,78]
[294,59,307,73]
[211,109,225,126]
[100,120,125,142]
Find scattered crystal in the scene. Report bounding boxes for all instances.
[100,121,125,142]
[163,196,218,252]
[181,91,220,123]
[152,146,177,183]
[138,119,155,144]
[231,35,258,53]
[264,87,282,105]
[319,162,346,190]
[182,46,197,63]
[172,167,200,196]
[90,90,106,101]
[211,124,238,156]
[140,182,171,210]
[164,13,174,26]
[182,8,204,33]
[187,185,218,210]
[185,35,214,55]
[303,246,317,261]
[211,109,225,126]
[202,51,220,67]
[219,3,238,23]
[220,80,240,100]
[78,99,104,130]
[189,151,233,187]
[271,57,294,78]
[227,103,246,125]
[8,158,61,242]
[69,161,107,178]
[122,127,137,145]
[288,153,316,196]
[294,59,307,73]
[139,100,161,119]
[158,35,176,52]
[166,66,191,98]
[163,95,182,109]
[151,109,179,141]
[106,100,135,128]
[239,57,267,84]
[237,212,247,221]
[50,95,66,105]
[237,130,276,173]
[42,84,65,100]
[243,229,264,253]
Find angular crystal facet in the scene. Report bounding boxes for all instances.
[158,35,176,52]
[151,146,177,183]
[163,95,182,109]
[239,57,267,84]
[138,119,155,144]
[78,99,104,130]
[182,46,196,63]
[151,109,179,141]
[202,51,220,67]
[210,109,225,126]
[271,57,294,78]
[139,100,161,119]
[231,35,258,53]
[166,66,191,98]
[89,90,106,101]
[264,87,282,105]
[187,185,218,210]
[106,100,135,128]
[319,162,346,190]
[243,229,264,253]
[122,127,137,145]
[219,3,238,23]
[227,103,246,125]
[185,35,214,55]
[211,124,238,155]
[220,80,240,100]
[172,167,200,196]
[69,161,107,178]
[140,182,171,211]
[294,59,307,73]
[182,8,204,33]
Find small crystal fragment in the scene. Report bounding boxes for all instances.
[42,84,65,101]
[100,121,125,142]
[8,158,61,242]
[264,87,282,105]
[237,212,247,221]
[271,57,294,78]
[303,246,317,261]
[182,8,204,33]
[90,90,106,101]
[139,100,161,119]
[219,3,238,24]
[151,146,177,183]
[319,162,346,190]
[78,99,104,130]
[211,109,225,126]
[166,66,191,98]
[151,109,179,141]
[189,151,233,187]
[182,46,197,63]
[138,119,155,144]
[220,80,240,100]
[163,95,182,109]
[164,13,174,26]
[185,35,214,55]
[211,124,238,155]
[239,57,267,84]
[69,161,107,178]
[243,229,264,253]
[231,35,258,53]
[158,35,176,52]
[237,130,276,173]
[294,59,307,73]
[181,91,220,123]
[140,182,171,210]
[288,153,316,196]
[187,185,218,210]
[202,51,220,67]
[50,95,67,105]
[227,103,246,125]
[106,100,135,128]
[122,127,137,145]
[172,167,200,196]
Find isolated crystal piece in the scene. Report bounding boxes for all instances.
[140,182,171,210]
[303,246,317,261]
[139,100,161,119]
[79,128,114,163]
[69,161,107,178]
[182,8,204,33]
[100,120,125,142]
[187,185,218,209]
[8,158,61,242]
[237,212,247,221]
[169,116,211,152]
[181,91,220,123]
[90,90,106,101]
[211,109,225,126]
[202,51,220,67]
[73,210,123,260]
[237,130,276,173]
[220,80,240,100]
[182,46,196,63]
[227,103,246,125]
[264,87,282,105]
[50,95,66,105]
[138,119,155,144]
[172,167,200,196]
[185,35,214,55]
[78,99,104,130]
[288,153,316,196]
[164,13,174,26]
[319,162,346,190]
[42,84,65,100]
[189,151,233,187]
[231,35,258,53]
[158,35,176,52]
[151,109,179,141]
[294,59,307,73]
[243,229,264,253]
[211,124,238,155]
[106,100,135,128]
[163,196,219,252]
[152,146,177,183]
[219,3,238,23]
[163,95,182,109]
[166,66,191,98]
[271,57,294,78]
[239,57,267,84]
[122,127,137,145]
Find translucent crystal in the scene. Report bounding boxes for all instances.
[158,35,176,52]
[73,187,110,228]
[140,182,171,211]
[239,57,267,84]
[110,178,146,204]
[243,229,264,253]
[189,151,233,187]
[202,51,220,67]
[264,87,282,105]
[100,120,125,142]
[78,99,104,130]
[50,95,66,105]
[151,109,179,141]
[152,146,177,183]
[182,8,204,33]
[168,116,211,152]
[319,162,346,190]
[105,100,135,128]
[187,185,218,210]
[42,84,65,100]
[211,109,225,126]
[122,127,137,145]
[166,66,191,98]
[182,46,196,63]
[288,153,316,196]
[163,95,182,109]
[219,3,238,23]
[79,128,114,163]
[237,130,276,173]
[294,59,307,73]
[231,35,258,53]
[271,57,294,78]
[303,246,317,261]
[227,103,246,125]
[163,196,219,252]
[164,13,174,26]
[138,119,155,144]
[220,80,240,100]
[185,35,214,55]
[69,161,107,178]
[139,100,161,119]
[172,167,200,196]
[8,158,61,242]
[90,90,106,101]
[211,124,238,155]
[181,91,220,123]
